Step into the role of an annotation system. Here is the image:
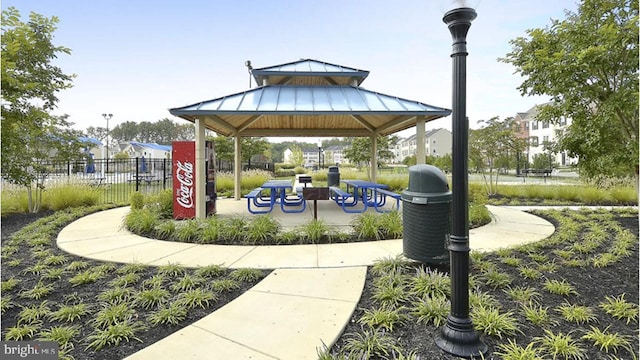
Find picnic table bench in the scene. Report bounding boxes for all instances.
[372,188,402,213]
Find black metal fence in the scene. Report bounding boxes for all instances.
[5,158,173,205]
[3,157,276,205]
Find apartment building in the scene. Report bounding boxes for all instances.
[516,104,577,167]
[392,128,452,163]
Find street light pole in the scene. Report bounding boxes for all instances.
[102,113,113,175]
[435,6,488,359]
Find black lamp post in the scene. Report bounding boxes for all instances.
[102,113,113,175]
[317,141,323,170]
[435,6,488,359]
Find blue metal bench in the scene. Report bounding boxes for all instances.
[373,188,402,213]
[245,187,273,214]
[329,186,363,213]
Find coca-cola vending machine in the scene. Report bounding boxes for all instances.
[172,141,216,219]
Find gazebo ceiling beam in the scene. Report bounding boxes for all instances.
[237,115,263,133]
[203,115,237,134]
[350,114,376,133]
[280,76,293,85]
[325,77,338,86]
[238,128,371,137]
[376,115,415,133]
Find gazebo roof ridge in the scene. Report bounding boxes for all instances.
[251,59,370,86]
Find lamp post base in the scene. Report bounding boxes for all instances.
[435,315,488,359]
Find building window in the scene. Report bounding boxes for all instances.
[542,121,549,129]
[532,121,539,130]
[525,122,529,130]
[530,136,539,147]
[543,135,549,143]
[560,117,567,126]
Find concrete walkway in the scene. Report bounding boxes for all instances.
[55,200,555,360]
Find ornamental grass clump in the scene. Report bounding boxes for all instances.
[555,302,598,324]
[49,303,90,323]
[534,330,586,360]
[598,294,639,324]
[358,306,407,332]
[148,303,188,326]
[494,339,543,360]
[229,268,263,282]
[410,295,449,327]
[581,326,635,355]
[471,306,522,339]
[245,215,281,244]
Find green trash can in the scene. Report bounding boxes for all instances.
[327,166,340,187]
[402,164,451,264]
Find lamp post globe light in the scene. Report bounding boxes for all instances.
[435,6,488,359]
[102,113,113,174]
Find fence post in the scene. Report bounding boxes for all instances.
[135,157,139,192]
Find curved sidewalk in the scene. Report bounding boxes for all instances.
[57,205,554,269]
[56,204,554,360]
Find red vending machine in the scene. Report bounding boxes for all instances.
[172,141,216,219]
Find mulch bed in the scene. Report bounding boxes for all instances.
[1,210,268,360]
[330,211,639,359]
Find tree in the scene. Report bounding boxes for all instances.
[99,119,194,147]
[208,136,234,166]
[500,0,638,183]
[469,117,526,195]
[241,137,270,167]
[289,145,305,167]
[1,7,81,212]
[343,135,397,174]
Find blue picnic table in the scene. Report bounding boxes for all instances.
[329,180,401,213]
[245,179,306,214]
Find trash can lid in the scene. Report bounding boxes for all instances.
[328,166,339,172]
[401,164,451,204]
[406,164,449,194]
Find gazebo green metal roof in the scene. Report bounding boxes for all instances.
[169,59,451,137]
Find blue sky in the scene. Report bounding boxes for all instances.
[3,0,579,141]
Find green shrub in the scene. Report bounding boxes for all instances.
[43,184,101,210]
[275,163,296,170]
[215,172,235,193]
[312,170,328,181]
[376,174,408,192]
[245,216,281,244]
[275,169,296,177]
[294,166,307,174]
[241,169,272,190]
[130,192,144,210]
[124,209,159,234]
[145,189,173,218]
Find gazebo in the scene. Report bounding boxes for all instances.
[169,59,451,219]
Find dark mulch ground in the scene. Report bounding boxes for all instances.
[2,208,638,359]
[1,210,268,360]
[330,210,639,359]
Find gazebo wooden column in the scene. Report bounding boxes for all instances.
[416,116,426,164]
[195,118,206,219]
[234,135,242,200]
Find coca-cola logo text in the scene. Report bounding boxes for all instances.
[176,161,194,208]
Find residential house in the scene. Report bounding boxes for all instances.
[120,142,172,159]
